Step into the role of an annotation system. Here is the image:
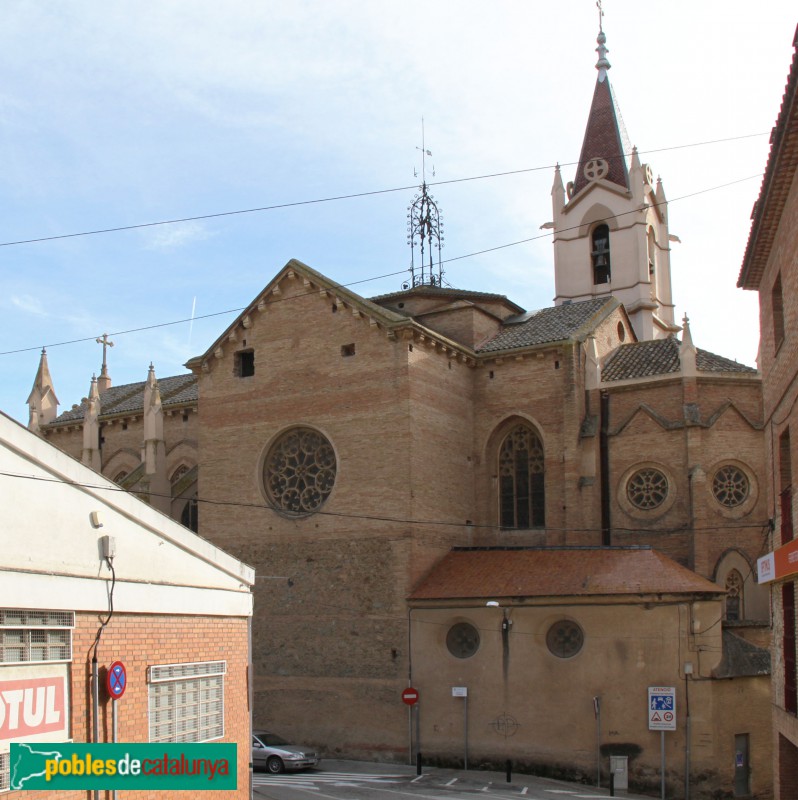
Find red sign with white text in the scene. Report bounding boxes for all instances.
[0,675,67,739]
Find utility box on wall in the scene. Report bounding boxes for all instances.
[610,755,628,792]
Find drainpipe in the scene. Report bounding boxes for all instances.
[600,391,611,546]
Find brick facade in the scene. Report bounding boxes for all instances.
[9,614,251,800]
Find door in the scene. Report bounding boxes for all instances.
[734,733,750,797]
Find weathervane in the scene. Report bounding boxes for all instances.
[405,118,444,289]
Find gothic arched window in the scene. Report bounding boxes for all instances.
[499,424,545,529]
[591,224,611,285]
[725,569,744,621]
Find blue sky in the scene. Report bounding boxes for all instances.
[1,1,795,423]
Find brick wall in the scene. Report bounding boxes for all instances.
[11,612,251,800]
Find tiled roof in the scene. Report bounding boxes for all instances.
[715,629,771,678]
[51,373,198,424]
[477,298,615,352]
[571,76,630,197]
[739,26,798,289]
[408,546,721,600]
[370,286,523,313]
[601,337,757,382]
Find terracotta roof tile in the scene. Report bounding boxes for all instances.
[51,373,198,425]
[601,338,757,382]
[715,629,771,678]
[477,298,615,352]
[408,547,722,600]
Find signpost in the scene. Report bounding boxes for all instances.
[402,687,420,774]
[452,687,468,769]
[649,687,676,800]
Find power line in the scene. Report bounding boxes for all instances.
[0,171,764,358]
[0,132,767,250]
[0,469,772,537]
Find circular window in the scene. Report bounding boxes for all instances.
[546,620,584,658]
[712,465,750,508]
[446,622,480,659]
[626,468,669,510]
[617,321,626,342]
[584,158,609,182]
[263,427,336,515]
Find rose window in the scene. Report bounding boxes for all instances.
[264,428,336,515]
[626,468,669,510]
[546,620,584,658]
[446,622,480,659]
[712,466,749,508]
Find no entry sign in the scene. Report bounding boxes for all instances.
[402,687,419,706]
[107,661,127,700]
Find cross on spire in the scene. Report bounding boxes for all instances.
[95,333,114,392]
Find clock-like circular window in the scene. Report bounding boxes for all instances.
[712,465,749,508]
[546,620,584,659]
[446,622,480,659]
[263,427,336,515]
[626,468,669,510]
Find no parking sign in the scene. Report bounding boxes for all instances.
[106,661,127,700]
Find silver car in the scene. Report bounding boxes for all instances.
[251,730,320,774]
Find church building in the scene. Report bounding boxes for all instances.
[27,21,772,799]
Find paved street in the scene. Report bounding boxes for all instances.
[252,760,654,800]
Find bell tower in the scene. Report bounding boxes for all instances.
[551,11,678,341]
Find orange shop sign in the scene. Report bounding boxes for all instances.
[757,538,798,583]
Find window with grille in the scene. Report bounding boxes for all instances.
[148,661,226,743]
[0,751,8,793]
[0,610,73,665]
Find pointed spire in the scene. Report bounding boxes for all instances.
[571,12,630,198]
[551,163,565,215]
[680,314,697,377]
[82,375,102,471]
[141,363,169,513]
[27,348,59,432]
[585,334,602,391]
[143,363,164,474]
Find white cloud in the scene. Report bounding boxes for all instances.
[11,295,47,316]
[141,221,213,251]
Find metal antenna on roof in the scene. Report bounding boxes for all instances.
[405,118,444,290]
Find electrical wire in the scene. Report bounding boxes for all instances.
[0,469,773,537]
[0,132,767,250]
[0,171,764,358]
